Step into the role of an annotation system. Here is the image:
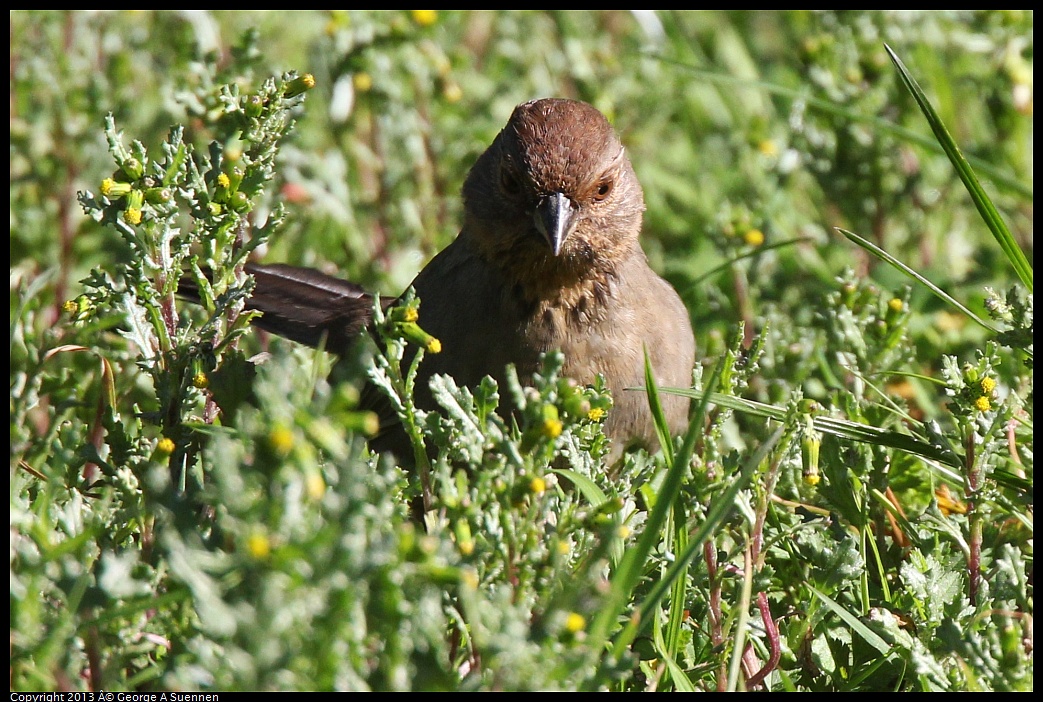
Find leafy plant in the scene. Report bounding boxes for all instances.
[11,10,1031,692]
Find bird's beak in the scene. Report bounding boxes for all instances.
[534,192,579,256]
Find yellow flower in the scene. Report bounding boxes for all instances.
[530,476,546,494]
[353,72,373,92]
[101,178,131,198]
[974,395,992,413]
[217,172,231,188]
[443,82,462,103]
[757,139,778,157]
[743,229,765,247]
[565,612,586,634]
[980,377,996,395]
[155,438,176,455]
[123,207,142,225]
[247,532,271,560]
[426,337,442,354]
[269,426,294,455]
[411,10,437,26]
[888,298,904,313]
[587,407,606,422]
[542,417,563,439]
[283,73,316,98]
[192,372,209,389]
[305,472,326,501]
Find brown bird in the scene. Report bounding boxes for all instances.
[191,99,694,458]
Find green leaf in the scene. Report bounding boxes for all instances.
[885,44,1032,293]
[808,585,892,656]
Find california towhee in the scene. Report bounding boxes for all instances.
[190,99,695,457]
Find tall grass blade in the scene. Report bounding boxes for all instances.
[885,44,1032,292]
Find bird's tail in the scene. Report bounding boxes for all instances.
[180,263,394,354]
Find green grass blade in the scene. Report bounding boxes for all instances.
[643,345,674,465]
[631,429,768,651]
[648,54,1031,199]
[663,387,962,468]
[837,228,999,334]
[552,468,609,508]
[590,360,722,671]
[885,44,1032,292]
[808,585,892,656]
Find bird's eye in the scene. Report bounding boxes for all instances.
[593,179,613,202]
[500,167,522,195]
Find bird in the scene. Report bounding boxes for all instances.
[187,98,695,459]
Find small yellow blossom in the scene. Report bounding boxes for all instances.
[305,472,326,501]
[247,532,271,560]
[587,407,606,422]
[980,377,996,395]
[616,525,631,539]
[443,82,463,103]
[542,417,563,439]
[217,172,231,188]
[269,426,294,455]
[426,337,442,354]
[557,541,571,556]
[411,10,437,26]
[123,207,142,225]
[458,539,474,556]
[743,229,765,247]
[101,178,123,197]
[973,395,992,413]
[283,73,315,98]
[757,139,778,157]
[358,411,381,437]
[192,372,209,389]
[803,472,821,487]
[888,298,904,313]
[353,72,373,92]
[565,612,586,634]
[62,300,79,315]
[156,437,176,455]
[530,476,546,494]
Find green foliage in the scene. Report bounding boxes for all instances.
[11,10,1031,692]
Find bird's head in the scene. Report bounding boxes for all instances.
[463,98,645,280]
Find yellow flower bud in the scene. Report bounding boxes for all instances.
[743,229,765,247]
[565,612,586,633]
[411,10,437,26]
[269,426,294,455]
[353,72,373,92]
[283,73,316,98]
[247,532,271,560]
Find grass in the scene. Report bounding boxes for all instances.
[10,10,1032,691]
